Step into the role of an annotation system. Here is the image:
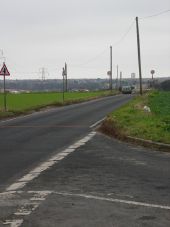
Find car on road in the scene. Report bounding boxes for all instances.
[122,86,132,94]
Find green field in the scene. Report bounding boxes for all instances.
[102,91,170,144]
[0,90,115,118]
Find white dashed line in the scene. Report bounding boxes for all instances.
[6,182,27,191]
[90,117,106,128]
[2,191,52,226]
[3,132,97,226]
[5,132,96,190]
[3,219,23,227]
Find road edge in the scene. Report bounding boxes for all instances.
[98,119,170,153]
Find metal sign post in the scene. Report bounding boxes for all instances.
[151,70,155,87]
[0,63,10,111]
[151,70,155,80]
[3,68,6,111]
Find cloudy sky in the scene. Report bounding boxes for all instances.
[0,0,169,80]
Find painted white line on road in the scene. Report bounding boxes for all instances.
[18,173,40,182]
[62,148,75,153]
[3,219,23,227]
[6,132,96,192]
[2,188,169,227]
[2,191,52,227]
[6,182,27,191]
[3,133,96,226]
[15,211,32,216]
[14,202,39,216]
[90,117,106,128]
[54,191,170,210]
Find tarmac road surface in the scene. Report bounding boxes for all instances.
[0,94,131,191]
[0,94,170,226]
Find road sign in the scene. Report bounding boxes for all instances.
[107,71,111,76]
[151,70,155,75]
[0,63,10,76]
[0,63,10,111]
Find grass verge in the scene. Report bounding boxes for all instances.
[100,91,170,147]
[0,90,117,119]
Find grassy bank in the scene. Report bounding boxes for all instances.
[101,91,170,145]
[0,90,116,119]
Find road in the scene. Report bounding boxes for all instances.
[0,94,131,191]
[0,94,170,227]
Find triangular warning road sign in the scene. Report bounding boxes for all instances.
[0,63,10,76]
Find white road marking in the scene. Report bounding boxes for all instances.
[62,148,75,153]
[2,188,170,227]
[2,191,52,227]
[15,211,32,216]
[6,182,27,191]
[3,132,97,226]
[14,202,39,216]
[90,117,106,128]
[18,173,39,182]
[54,191,170,210]
[3,219,23,227]
[5,132,96,192]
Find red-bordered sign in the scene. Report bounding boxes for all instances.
[0,63,10,76]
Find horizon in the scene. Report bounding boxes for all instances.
[0,0,170,80]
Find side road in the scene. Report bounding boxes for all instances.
[0,132,170,227]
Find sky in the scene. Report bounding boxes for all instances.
[0,0,170,80]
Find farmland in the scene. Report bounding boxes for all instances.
[0,90,116,118]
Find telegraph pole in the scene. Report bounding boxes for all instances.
[116,65,119,90]
[136,17,143,95]
[110,46,113,91]
[62,67,65,103]
[65,63,68,92]
[120,71,122,91]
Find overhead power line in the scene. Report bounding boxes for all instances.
[72,20,135,67]
[72,48,108,67]
[140,9,170,19]
[112,20,135,47]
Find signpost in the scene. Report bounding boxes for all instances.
[0,63,10,111]
[150,70,155,87]
[151,70,155,80]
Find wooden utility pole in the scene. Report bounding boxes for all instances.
[62,67,65,103]
[136,17,143,95]
[116,65,119,90]
[110,46,113,91]
[120,71,122,91]
[65,62,68,92]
